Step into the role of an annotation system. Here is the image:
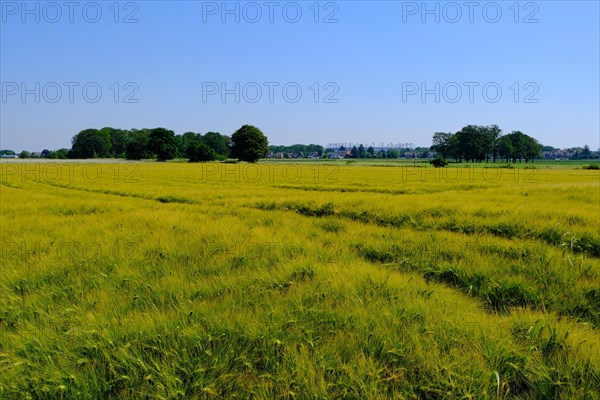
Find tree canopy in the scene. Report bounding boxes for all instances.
[11,123,554,164]
[62,127,237,162]
[148,128,178,161]
[125,129,152,160]
[430,125,542,163]
[188,141,218,162]
[230,125,269,163]
[71,129,112,158]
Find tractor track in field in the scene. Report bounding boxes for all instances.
[253,201,600,259]
[25,180,199,205]
[251,201,600,326]
[269,184,489,196]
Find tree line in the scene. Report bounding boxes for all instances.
[269,144,325,157]
[7,123,595,163]
[348,145,400,159]
[322,145,403,159]
[431,125,543,163]
[3,149,70,159]
[36,125,270,163]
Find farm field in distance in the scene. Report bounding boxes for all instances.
[0,161,599,399]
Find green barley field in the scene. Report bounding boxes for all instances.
[1,161,599,399]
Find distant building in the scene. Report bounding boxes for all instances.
[265,152,285,159]
[542,149,572,159]
[327,149,351,159]
[1,154,18,159]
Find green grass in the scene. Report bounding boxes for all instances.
[1,161,599,398]
[264,158,599,169]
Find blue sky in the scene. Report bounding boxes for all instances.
[1,0,598,151]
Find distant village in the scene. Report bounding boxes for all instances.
[266,144,599,161]
[1,144,598,161]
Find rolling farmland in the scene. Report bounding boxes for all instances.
[1,161,599,399]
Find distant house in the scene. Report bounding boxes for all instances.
[30,152,42,158]
[1,154,18,159]
[542,149,571,160]
[327,149,351,159]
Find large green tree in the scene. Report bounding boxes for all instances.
[188,141,218,162]
[498,135,514,163]
[454,125,487,162]
[497,131,541,163]
[179,132,200,158]
[148,128,178,161]
[102,127,129,158]
[484,124,502,162]
[430,132,454,159]
[125,129,152,160]
[522,134,542,163]
[202,132,231,158]
[230,125,269,163]
[71,128,112,158]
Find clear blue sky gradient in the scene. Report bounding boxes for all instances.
[1,0,599,151]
